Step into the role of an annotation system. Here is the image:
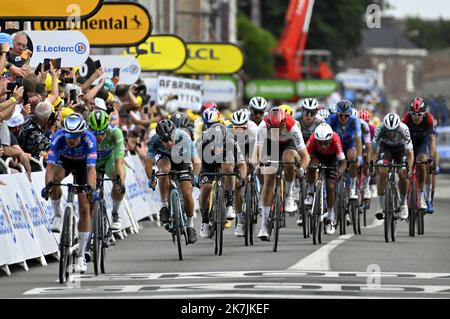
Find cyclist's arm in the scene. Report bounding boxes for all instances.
[45,163,56,187]
[113,128,126,184]
[86,135,97,190]
[297,148,310,172]
[145,157,154,180]
[193,156,201,176]
[402,124,414,170]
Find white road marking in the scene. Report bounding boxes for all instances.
[288,234,354,270]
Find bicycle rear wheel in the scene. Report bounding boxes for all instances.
[418,209,424,235]
[337,181,346,235]
[299,178,309,238]
[171,190,183,261]
[92,200,102,276]
[350,200,358,235]
[408,179,417,237]
[244,183,251,246]
[391,187,398,242]
[312,182,323,245]
[272,185,282,252]
[217,188,225,256]
[250,182,258,246]
[59,206,72,284]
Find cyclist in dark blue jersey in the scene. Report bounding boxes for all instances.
[41,113,97,273]
[146,120,201,244]
[327,100,363,202]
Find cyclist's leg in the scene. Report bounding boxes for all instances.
[375,143,391,218]
[49,163,66,217]
[345,143,358,197]
[305,156,319,204]
[178,168,197,243]
[323,156,338,222]
[362,146,371,199]
[394,148,409,217]
[107,156,126,229]
[199,163,214,238]
[415,142,429,209]
[156,156,172,223]
[233,172,245,232]
[221,162,236,220]
[282,148,299,212]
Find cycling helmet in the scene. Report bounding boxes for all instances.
[266,108,286,129]
[202,108,221,128]
[336,100,353,114]
[156,119,176,142]
[351,108,359,118]
[328,104,338,114]
[314,123,334,142]
[165,100,180,114]
[172,112,189,128]
[249,96,268,111]
[358,109,371,122]
[383,113,401,131]
[301,98,319,111]
[279,104,294,116]
[88,110,110,135]
[62,113,87,138]
[410,97,426,113]
[203,102,217,110]
[318,109,330,120]
[231,109,249,126]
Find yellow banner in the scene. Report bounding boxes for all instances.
[1,0,102,19]
[176,43,244,75]
[122,35,187,71]
[32,2,152,47]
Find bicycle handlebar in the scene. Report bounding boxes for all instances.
[373,163,408,168]
[155,170,192,177]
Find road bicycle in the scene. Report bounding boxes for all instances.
[408,160,428,237]
[244,165,259,246]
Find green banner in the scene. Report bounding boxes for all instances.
[244,80,295,99]
[296,80,337,97]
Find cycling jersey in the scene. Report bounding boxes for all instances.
[194,117,231,142]
[148,129,197,163]
[48,129,97,167]
[360,119,372,145]
[298,116,324,143]
[372,123,413,151]
[257,115,306,150]
[96,126,125,161]
[326,114,362,147]
[402,112,434,145]
[307,132,345,161]
[229,120,258,159]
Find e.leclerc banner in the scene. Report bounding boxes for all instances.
[32,2,152,47]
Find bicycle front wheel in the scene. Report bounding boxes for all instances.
[171,190,183,261]
[92,200,102,275]
[217,187,225,256]
[59,206,72,284]
[100,203,108,274]
[272,186,282,252]
[244,183,251,247]
[384,184,392,243]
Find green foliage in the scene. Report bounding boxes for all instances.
[405,18,450,50]
[237,14,277,78]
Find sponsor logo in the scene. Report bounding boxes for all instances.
[36,42,88,55]
[129,64,139,75]
[75,42,87,54]
[0,198,16,243]
[16,194,35,239]
[31,189,52,234]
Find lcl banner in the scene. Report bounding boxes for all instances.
[123,35,187,72]
[25,30,90,68]
[32,2,153,47]
[0,0,103,20]
[176,43,244,75]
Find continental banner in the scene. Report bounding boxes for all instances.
[1,0,103,20]
[123,35,187,72]
[32,2,152,47]
[176,43,244,75]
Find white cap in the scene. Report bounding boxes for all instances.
[6,109,25,127]
[94,97,107,111]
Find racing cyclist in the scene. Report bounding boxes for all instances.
[369,113,414,220]
[87,110,126,231]
[255,108,310,240]
[306,123,346,234]
[353,108,372,200]
[249,96,268,125]
[42,113,97,273]
[146,120,201,244]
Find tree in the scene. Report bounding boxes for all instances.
[237,13,277,78]
[404,18,450,50]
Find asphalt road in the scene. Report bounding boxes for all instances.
[2,178,450,299]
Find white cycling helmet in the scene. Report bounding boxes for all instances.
[301,98,319,111]
[166,100,180,114]
[328,104,337,114]
[249,96,268,111]
[383,113,401,130]
[351,108,359,118]
[62,113,87,138]
[314,123,334,142]
[318,109,330,120]
[231,109,249,126]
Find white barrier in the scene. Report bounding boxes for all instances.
[0,155,161,276]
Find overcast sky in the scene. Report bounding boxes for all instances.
[386,0,450,19]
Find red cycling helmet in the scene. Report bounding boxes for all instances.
[358,109,371,122]
[410,97,426,113]
[203,102,217,110]
[266,108,286,129]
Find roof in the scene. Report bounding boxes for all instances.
[362,26,418,50]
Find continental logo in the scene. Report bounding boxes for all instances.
[32,2,153,47]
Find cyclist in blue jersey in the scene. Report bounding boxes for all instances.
[145,120,201,244]
[326,100,363,203]
[41,113,97,273]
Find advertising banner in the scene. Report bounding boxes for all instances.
[91,55,141,85]
[123,35,187,71]
[296,80,337,97]
[157,75,203,112]
[25,31,90,68]
[32,2,152,47]
[203,80,237,103]
[176,43,244,75]
[244,79,296,99]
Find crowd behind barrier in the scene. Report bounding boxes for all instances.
[0,154,165,277]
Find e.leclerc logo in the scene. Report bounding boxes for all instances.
[36,42,87,55]
[129,64,139,75]
[0,198,16,244]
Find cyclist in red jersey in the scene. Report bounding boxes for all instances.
[306,123,346,234]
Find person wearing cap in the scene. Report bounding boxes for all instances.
[2,108,32,180]
[18,102,53,171]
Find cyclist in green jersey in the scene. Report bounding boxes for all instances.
[88,110,126,230]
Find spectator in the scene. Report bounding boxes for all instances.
[437,95,449,126]
[5,31,31,79]
[18,101,53,171]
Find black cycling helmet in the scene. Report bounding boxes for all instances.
[156,119,176,142]
[172,112,189,128]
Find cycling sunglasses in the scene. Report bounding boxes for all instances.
[304,110,317,117]
[411,112,424,117]
[252,110,265,115]
[317,140,332,146]
[338,113,350,119]
[91,129,108,136]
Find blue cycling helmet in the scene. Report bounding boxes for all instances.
[336,100,353,114]
[62,113,87,139]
